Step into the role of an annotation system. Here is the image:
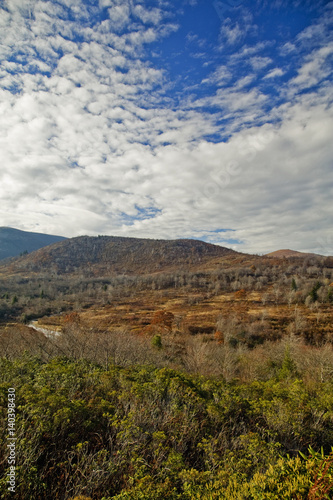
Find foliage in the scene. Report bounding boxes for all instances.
[151,335,162,349]
[309,282,322,303]
[1,356,333,499]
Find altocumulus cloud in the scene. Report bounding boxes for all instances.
[0,0,332,255]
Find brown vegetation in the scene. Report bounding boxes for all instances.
[0,236,332,355]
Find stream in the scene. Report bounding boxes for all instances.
[28,321,61,339]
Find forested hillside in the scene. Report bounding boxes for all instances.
[5,235,238,275]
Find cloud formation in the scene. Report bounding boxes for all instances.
[0,0,332,255]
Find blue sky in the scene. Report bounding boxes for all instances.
[0,0,332,254]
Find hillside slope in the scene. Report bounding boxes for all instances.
[0,227,66,260]
[6,235,240,276]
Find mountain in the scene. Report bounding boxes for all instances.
[5,235,240,276]
[266,249,323,259]
[0,227,66,261]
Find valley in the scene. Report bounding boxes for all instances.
[0,234,332,375]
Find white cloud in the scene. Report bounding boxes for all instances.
[249,56,272,70]
[290,43,333,89]
[3,83,331,253]
[111,96,332,254]
[279,42,296,56]
[0,0,332,255]
[107,4,131,31]
[220,22,243,45]
[234,75,256,88]
[133,5,163,25]
[231,41,274,60]
[263,68,284,79]
[202,65,232,86]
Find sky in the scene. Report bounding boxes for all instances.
[0,0,332,255]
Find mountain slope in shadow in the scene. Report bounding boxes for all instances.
[0,227,66,260]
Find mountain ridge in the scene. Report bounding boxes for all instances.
[1,229,329,277]
[0,227,66,261]
[4,234,242,276]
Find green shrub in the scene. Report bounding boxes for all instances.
[1,357,333,499]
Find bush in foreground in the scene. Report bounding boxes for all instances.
[0,355,333,499]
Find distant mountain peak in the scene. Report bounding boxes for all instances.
[266,249,322,259]
[0,227,66,261]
